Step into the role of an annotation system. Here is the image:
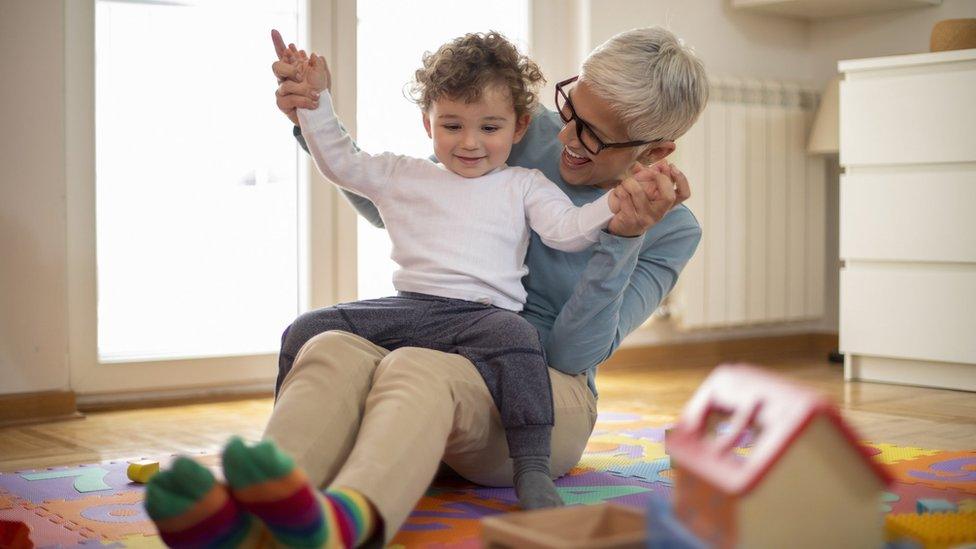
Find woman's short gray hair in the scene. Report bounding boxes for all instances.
[581,27,708,142]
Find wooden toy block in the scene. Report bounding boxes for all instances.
[481,503,645,549]
[126,460,159,484]
[916,499,957,514]
[886,511,976,549]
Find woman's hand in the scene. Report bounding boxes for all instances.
[607,161,691,237]
[271,29,323,125]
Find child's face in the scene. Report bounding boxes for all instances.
[423,85,529,178]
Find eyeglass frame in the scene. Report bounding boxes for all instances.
[554,75,664,156]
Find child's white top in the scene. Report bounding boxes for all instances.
[297,91,613,311]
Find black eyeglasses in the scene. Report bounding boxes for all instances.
[555,76,663,156]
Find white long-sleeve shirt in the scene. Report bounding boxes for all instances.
[297,91,613,311]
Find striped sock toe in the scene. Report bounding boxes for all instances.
[145,456,260,548]
[222,438,377,548]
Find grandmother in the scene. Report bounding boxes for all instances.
[267,26,708,544]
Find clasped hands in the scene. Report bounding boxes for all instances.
[269,29,689,238]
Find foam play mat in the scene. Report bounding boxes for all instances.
[1,411,973,548]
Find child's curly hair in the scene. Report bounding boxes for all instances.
[409,31,545,118]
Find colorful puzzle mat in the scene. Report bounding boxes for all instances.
[1,411,973,548]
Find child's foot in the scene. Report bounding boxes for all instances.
[513,455,565,510]
[145,456,266,548]
[222,437,378,548]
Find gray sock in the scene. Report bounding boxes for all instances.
[512,455,564,510]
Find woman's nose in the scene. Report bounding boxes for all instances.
[557,121,577,147]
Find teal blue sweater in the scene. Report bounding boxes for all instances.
[293,107,701,395]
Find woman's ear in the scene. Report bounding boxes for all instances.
[638,141,676,165]
[512,113,532,144]
[422,111,433,138]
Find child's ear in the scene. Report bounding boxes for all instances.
[512,113,532,144]
[422,111,433,138]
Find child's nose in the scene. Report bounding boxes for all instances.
[461,131,479,149]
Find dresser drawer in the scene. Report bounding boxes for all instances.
[840,56,976,166]
[840,265,976,365]
[840,166,976,262]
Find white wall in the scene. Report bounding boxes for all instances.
[0,0,71,395]
[810,0,976,85]
[586,0,814,82]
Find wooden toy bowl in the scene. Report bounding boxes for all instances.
[930,18,976,52]
[481,503,645,549]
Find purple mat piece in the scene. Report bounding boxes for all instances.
[909,456,976,483]
[618,427,666,442]
[0,462,140,504]
[80,500,150,523]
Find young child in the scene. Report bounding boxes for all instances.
[278,31,623,511]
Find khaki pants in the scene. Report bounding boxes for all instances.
[262,330,598,543]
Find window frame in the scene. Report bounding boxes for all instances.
[64,0,360,402]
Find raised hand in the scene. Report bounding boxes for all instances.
[271,29,321,125]
[271,29,306,83]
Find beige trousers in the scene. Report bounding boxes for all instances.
[262,330,598,542]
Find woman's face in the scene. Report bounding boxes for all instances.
[556,79,666,188]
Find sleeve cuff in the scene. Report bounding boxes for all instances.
[579,193,616,242]
[296,90,336,134]
[598,228,645,258]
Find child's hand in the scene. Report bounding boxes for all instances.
[296,53,332,93]
[607,161,689,237]
[608,184,622,214]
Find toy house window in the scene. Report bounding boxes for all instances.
[703,406,762,456]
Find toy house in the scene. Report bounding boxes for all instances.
[666,364,893,548]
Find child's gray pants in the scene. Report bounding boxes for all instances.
[275,292,554,458]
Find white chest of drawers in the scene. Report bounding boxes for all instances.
[839,48,976,391]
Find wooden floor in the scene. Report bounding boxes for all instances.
[1,354,974,472]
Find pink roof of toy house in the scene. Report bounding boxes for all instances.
[667,363,893,496]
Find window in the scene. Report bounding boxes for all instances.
[94,0,305,361]
[355,0,530,299]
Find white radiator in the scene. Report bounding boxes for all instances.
[670,78,826,329]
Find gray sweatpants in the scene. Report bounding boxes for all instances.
[275,292,553,458]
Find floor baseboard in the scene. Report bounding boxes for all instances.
[602,332,839,371]
[0,390,82,427]
[76,382,275,413]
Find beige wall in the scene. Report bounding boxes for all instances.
[0,0,70,395]
[587,0,814,81]
[810,0,976,85]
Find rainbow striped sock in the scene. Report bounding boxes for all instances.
[222,437,377,548]
[145,456,266,548]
